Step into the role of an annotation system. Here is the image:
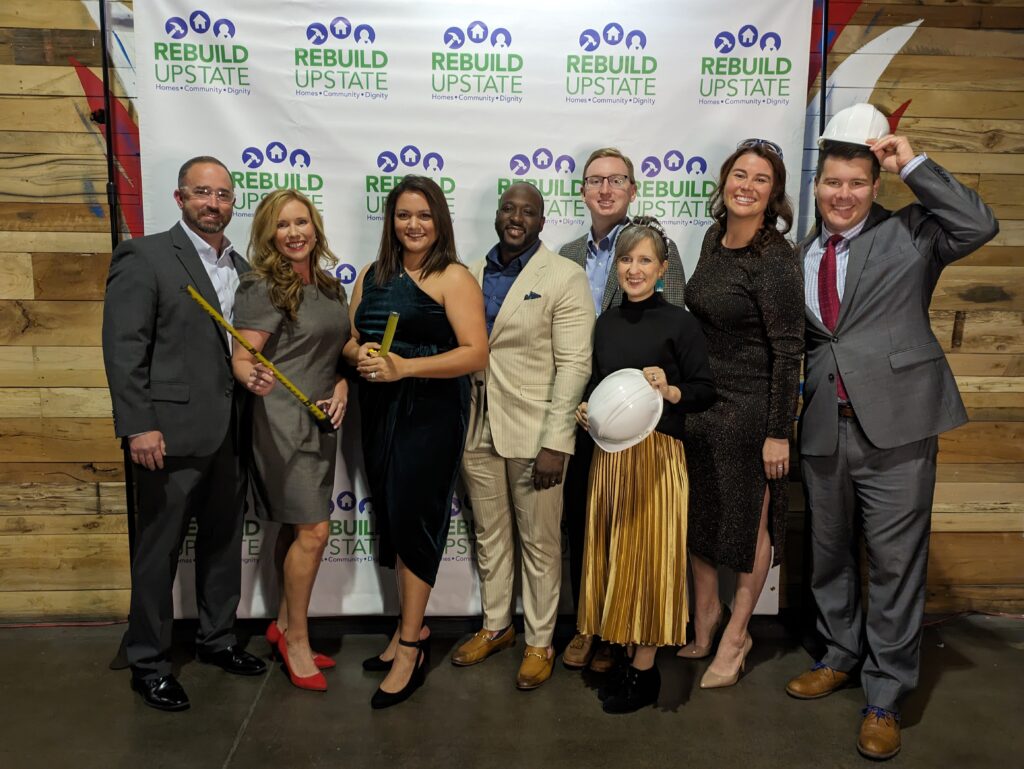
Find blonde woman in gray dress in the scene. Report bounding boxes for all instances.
[232,189,350,692]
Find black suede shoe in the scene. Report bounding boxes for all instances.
[597,646,633,701]
[131,673,190,712]
[197,646,267,676]
[602,665,660,714]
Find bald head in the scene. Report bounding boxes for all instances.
[495,182,546,263]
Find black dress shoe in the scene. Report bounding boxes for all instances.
[361,654,394,672]
[197,646,267,676]
[370,638,426,709]
[131,673,190,712]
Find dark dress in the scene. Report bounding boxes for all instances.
[233,276,349,524]
[354,265,470,587]
[685,225,804,573]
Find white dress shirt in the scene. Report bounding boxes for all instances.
[177,220,240,323]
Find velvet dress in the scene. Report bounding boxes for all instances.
[354,265,470,586]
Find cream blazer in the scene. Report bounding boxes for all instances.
[466,242,594,459]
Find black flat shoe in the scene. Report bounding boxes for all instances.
[197,645,267,676]
[602,665,660,714]
[370,638,426,709]
[131,673,190,712]
[362,654,394,672]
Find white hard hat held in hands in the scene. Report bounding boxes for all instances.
[587,368,664,453]
[818,103,890,148]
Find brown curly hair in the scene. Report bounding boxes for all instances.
[247,189,343,320]
[707,144,793,256]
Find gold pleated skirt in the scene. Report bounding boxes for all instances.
[577,431,689,647]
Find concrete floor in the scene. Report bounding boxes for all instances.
[0,614,1020,769]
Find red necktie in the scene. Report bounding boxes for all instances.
[817,234,849,401]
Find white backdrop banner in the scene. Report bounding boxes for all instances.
[133,0,813,617]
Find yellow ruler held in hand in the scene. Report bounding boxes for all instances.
[186,285,336,433]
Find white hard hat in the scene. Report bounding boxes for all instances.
[587,368,664,453]
[818,103,890,148]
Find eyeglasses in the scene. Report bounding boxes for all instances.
[180,186,235,203]
[737,138,784,159]
[583,174,631,189]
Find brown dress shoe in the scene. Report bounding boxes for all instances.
[858,707,901,760]
[562,633,594,669]
[451,626,515,667]
[516,645,554,690]
[785,663,851,699]
[589,641,615,673]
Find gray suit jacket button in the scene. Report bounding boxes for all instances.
[831,336,839,343]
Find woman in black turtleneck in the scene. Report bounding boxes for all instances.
[575,218,715,714]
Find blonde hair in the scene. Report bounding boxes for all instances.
[247,189,342,320]
[582,147,636,184]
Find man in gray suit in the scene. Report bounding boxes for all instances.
[103,156,267,712]
[557,147,687,671]
[785,125,998,759]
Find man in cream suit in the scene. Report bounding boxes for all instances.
[785,124,997,760]
[453,182,594,689]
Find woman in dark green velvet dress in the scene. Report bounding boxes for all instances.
[343,175,488,708]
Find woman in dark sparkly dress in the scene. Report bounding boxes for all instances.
[682,140,804,688]
[343,176,488,708]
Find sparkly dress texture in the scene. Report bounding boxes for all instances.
[685,225,804,572]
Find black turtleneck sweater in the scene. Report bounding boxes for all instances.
[586,292,716,441]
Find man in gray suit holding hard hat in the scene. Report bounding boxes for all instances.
[785,104,998,760]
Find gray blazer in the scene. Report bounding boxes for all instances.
[558,218,687,311]
[799,159,998,456]
[102,223,251,457]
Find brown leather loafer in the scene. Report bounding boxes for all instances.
[516,645,554,690]
[858,707,901,760]
[451,625,515,667]
[785,663,851,699]
[562,633,595,669]
[589,641,615,673]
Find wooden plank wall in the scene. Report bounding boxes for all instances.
[783,0,1024,613]
[0,1,1021,621]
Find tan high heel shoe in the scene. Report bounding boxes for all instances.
[699,633,752,689]
[677,604,727,659]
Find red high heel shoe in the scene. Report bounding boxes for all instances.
[276,636,327,692]
[266,620,283,645]
[267,621,335,670]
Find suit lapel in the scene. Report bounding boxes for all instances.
[834,226,877,330]
[470,258,486,286]
[490,245,549,341]
[172,224,230,353]
[835,205,890,330]
[600,219,633,311]
[799,230,830,335]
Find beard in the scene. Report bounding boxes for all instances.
[183,205,229,234]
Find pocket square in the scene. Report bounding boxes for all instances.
[524,291,542,300]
